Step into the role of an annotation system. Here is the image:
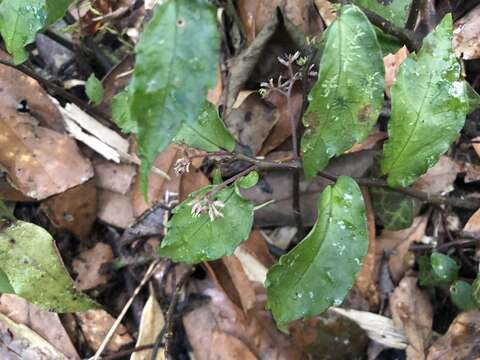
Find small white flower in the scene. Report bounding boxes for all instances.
[174,157,191,176]
[188,198,225,222]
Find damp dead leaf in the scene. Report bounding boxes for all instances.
[390,276,433,359]
[0,294,79,359]
[98,189,135,229]
[75,309,133,353]
[41,180,97,240]
[384,46,409,97]
[183,278,305,360]
[73,243,114,291]
[0,312,68,359]
[131,292,165,360]
[427,311,480,360]
[380,216,429,282]
[414,156,460,195]
[453,5,480,60]
[237,0,322,44]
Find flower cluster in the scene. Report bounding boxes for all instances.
[174,157,191,176]
[188,197,225,222]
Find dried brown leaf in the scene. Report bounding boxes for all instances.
[94,157,136,195]
[384,46,409,97]
[41,180,97,240]
[73,243,114,291]
[464,208,480,234]
[453,5,480,60]
[75,309,133,353]
[0,294,79,359]
[427,311,480,360]
[131,293,165,360]
[390,277,433,360]
[98,189,135,229]
[414,156,460,195]
[380,216,429,282]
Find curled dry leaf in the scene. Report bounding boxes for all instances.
[237,0,322,44]
[41,179,97,240]
[464,208,480,235]
[131,292,165,360]
[73,243,114,291]
[225,93,280,155]
[0,312,68,359]
[384,46,409,97]
[0,294,79,359]
[427,311,480,360]
[345,129,387,154]
[314,0,337,26]
[259,87,304,156]
[453,5,480,60]
[390,277,433,359]
[380,216,429,282]
[75,309,133,353]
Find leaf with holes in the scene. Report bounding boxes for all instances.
[301,5,384,178]
[381,15,469,188]
[0,0,72,64]
[128,0,219,196]
[174,102,235,152]
[266,176,368,324]
[0,221,98,312]
[158,182,254,264]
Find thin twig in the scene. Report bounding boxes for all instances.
[331,0,420,51]
[91,260,161,360]
[151,267,195,360]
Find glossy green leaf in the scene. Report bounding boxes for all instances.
[370,187,419,230]
[419,252,459,286]
[381,15,468,188]
[129,0,219,195]
[266,176,368,324]
[112,91,136,134]
[236,171,259,189]
[353,0,411,27]
[301,5,384,178]
[158,182,254,264]
[0,221,97,312]
[85,74,104,105]
[0,269,14,294]
[174,102,235,152]
[0,0,72,64]
[450,280,477,311]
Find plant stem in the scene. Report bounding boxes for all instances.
[331,0,420,51]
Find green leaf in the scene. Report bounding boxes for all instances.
[236,171,259,189]
[381,15,468,188]
[112,91,136,134]
[85,74,104,105]
[301,5,384,178]
[129,0,219,196]
[0,0,72,64]
[465,81,480,114]
[174,102,235,152]
[0,269,14,294]
[419,252,459,286]
[158,184,254,264]
[266,176,368,324]
[450,280,477,311]
[370,187,419,230]
[0,221,98,312]
[473,276,480,308]
[352,0,411,27]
